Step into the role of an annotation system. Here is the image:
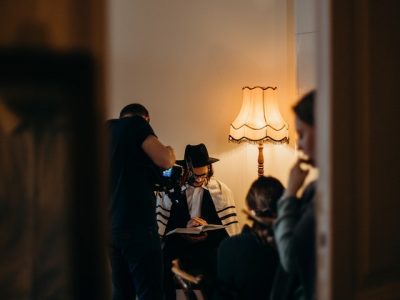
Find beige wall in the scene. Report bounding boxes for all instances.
[294,0,316,95]
[107,0,298,226]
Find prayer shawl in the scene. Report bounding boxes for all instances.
[156,178,240,237]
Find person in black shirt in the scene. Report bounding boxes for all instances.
[108,103,175,300]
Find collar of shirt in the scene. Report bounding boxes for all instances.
[185,184,207,218]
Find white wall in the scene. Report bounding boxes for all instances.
[107,0,298,227]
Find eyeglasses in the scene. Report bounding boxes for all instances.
[193,173,208,180]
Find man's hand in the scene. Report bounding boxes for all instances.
[183,217,208,243]
[186,217,208,228]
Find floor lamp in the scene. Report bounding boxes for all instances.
[229,86,289,177]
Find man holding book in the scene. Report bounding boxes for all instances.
[156,143,240,300]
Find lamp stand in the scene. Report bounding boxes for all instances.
[257,142,264,177]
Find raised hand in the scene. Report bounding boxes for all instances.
[284,159,310,198]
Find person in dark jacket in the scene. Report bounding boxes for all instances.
[216,176,284,300]
[273,90,317,300]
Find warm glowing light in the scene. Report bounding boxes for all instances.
[229,86,289,144]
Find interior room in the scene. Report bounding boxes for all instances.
[1,0,399,299]
[107,0,315,227]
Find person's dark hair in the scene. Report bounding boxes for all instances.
[119,103,149,118]
[293,90,315,126]
[246,176,284,216]
[206,164,214,179]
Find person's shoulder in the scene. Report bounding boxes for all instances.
[208,178,231,192]
[219,232,259,259]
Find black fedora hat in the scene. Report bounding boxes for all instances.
[176,143,219,168]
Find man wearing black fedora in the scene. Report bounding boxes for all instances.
[156,143,240,299]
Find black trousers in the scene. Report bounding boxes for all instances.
[111,227,163,300]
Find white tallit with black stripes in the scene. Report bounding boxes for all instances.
[156,178,240,237]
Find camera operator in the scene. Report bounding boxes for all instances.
[156,143,240,300]
[107,103,175,300]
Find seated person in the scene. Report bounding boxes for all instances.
[156,143,240,300]
[215,176,284,300]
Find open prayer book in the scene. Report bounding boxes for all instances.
[166,224,226,236]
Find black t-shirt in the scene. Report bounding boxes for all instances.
[108,116,157,231]
[217,225,278,299]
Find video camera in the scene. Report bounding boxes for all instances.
[153,165,184,192]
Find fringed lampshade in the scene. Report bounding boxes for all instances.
[229,86,289,176]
